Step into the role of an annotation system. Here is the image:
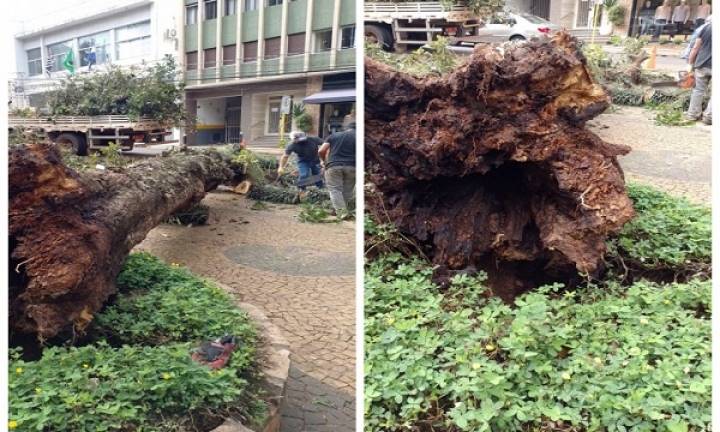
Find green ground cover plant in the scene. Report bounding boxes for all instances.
[365,256,710,432]
[607,184,711,279]
[298,202,342,223]
[9,253,263,432]
[365,183,711,431]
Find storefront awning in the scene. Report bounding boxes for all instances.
[303,88,355,104]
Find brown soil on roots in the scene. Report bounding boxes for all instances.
[9,144,234,340]
[365,32,636,297]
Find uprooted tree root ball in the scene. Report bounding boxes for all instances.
[9,144,235,340]
[365,32,635,299]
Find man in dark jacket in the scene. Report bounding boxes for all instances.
[319,118,356,218]
[278,131,324,189]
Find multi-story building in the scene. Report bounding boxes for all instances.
[10,0,183,109]
[181,0,356,146]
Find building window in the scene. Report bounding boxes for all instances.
[340,25,355,49]
[47,41,73,72]
[267,96,291,134]
[186,51,198,70]
[186,3,198,24]
[264,37,281,59]
[205,0,217,19]
[243,41,258,62]
[79,31,111,67]
[313,30,332,52]
[204,48,217,68]
[287,33,305,55]
[116,21,151,61]
[223,45,236,65]
[267,0,282,5]
[27,48,42,76]
[244,0,259,11]
[225,0,237,15]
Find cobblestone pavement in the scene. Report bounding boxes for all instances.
[588,105,711,204]
[136,192,356,431]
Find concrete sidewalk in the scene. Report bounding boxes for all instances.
[601,44,689,73]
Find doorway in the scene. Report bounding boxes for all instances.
[225,96,242,144]
[575,0,592,27]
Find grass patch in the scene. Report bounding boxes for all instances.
[9,253,263,431]
[365,255,710,432]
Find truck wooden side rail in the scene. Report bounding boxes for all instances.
[365,1,479,50]
[8,115,174,156]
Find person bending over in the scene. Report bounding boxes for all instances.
[278,131,324,189]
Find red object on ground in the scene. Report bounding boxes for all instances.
[191,341,237,370]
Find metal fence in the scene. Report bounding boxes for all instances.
[225,125,243,144]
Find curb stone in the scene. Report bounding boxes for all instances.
[211,284,291,432]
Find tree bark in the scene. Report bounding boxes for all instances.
[365,32,636,299]
[10,144,234,340]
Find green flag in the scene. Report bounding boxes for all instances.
[63,48,75,74]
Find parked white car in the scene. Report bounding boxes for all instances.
[472,12,561,43]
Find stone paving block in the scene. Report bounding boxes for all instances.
[138,193,356,431]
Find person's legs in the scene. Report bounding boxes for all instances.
[311,163,324,188]
[341,167,356,211]
[325,167,347,213]
[686,68,711,119]
[296,160,310,191]
[653,19,665,39]
[702,95,712,124]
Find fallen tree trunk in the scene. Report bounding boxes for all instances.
[10,144,234,340]
[366,32,635,299]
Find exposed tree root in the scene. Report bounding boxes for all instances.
[365,33,635,298]
[9,144,234,340]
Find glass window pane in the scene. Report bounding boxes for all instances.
[186,5,198,24]
[223,45,236,65]
[27,48,41,61]
[79,45,111,66]
[28,59,43,76]
[341,26,355,49]
[47,41,72,72]
[314,30,332,52]
[204,48,217,68]
[225,0,236,15]
[116,21,150,42]
[244,0,258,11]
[267,96,291,134]
[205,0,217,19]
[287,33,305,55]
[79,31,111,66]
[48,41,72,56]
[186,51,198,70]
[265,37,281,59]
[243,41,258,62]
[116,38,151,61]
